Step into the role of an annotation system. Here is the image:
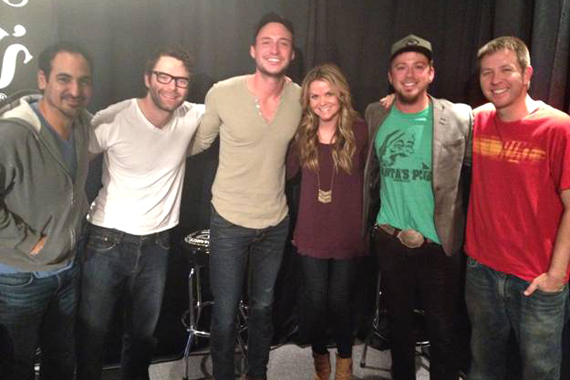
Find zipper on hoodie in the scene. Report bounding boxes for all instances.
[70,228,76,252]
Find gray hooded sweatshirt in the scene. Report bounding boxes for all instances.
[0,92,92,271]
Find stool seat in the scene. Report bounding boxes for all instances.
[181,229,210,267]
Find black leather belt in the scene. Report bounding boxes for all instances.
[376,224,433,249]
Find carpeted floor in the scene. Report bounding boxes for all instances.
[102,342,432,380]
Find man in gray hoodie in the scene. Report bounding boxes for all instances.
[0,41,93,380]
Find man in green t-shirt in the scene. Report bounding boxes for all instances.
[362,34,472,380]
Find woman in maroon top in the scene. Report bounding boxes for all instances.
[287,64,368,380]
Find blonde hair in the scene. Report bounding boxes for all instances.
[295,63,359,174]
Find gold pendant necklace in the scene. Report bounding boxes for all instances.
[317,165,335,204]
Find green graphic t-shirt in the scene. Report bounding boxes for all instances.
[374,105,440,243]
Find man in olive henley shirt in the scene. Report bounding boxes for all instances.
[190,12,302,380]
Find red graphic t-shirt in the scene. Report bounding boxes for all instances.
[465,102,570,282]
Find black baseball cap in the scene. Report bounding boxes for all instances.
[390,34,432,61]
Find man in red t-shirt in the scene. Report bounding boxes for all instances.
[465,36,570,380]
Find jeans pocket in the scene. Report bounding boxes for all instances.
[156,231,170,250]
[210,206,235,229]
[534,284,568,297]
[0,273,35,288]
[86,231,118,253]
[525,284,568,318]
[466,256,481,269]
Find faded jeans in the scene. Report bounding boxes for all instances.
[465,257,568,380]
[209,207,289,380]
[0,264,79,380]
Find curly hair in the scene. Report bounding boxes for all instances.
[144,46,194,79]
[295,63,359,174]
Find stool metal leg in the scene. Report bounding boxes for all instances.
[359,272,434,373]
[183,266,212,380]
[360,336,371,368]
[360,273,383,368]
[183,268,196,380]
[181,263,250,379]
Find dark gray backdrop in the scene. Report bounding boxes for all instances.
[2,0,569,112]
[1,0,569,374]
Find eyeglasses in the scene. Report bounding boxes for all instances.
[152,71,190,89]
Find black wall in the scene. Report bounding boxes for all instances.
[1,0,569,375]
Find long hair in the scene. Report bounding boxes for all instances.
[295,63,359,174]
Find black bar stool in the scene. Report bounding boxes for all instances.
[181,229,248,380]
[360,273,430,368]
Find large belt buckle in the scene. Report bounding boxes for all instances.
[397,229,425,249]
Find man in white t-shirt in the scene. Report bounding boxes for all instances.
[76,48,204,380]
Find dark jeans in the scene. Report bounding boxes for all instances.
[373,228,460,380]
[209,207,289,380]
[76,224,170,380]
[298,254,359,358]
[0,264,79,380]
[465,257,568,380]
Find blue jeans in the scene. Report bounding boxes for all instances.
[76,224,170,380]
[0,263,79,380]
[465,257,568,380]
[209,207,289,380]
[298,255,359,358]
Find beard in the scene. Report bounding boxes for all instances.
[148,87,184,112]
[49,94,86,120]
[395,91,423,105]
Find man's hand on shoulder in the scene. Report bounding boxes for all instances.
[379,94,395,109]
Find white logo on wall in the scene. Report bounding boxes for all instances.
[0,0,33,100]
[3,0,28,7]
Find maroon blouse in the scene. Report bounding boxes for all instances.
[287,119,368,259]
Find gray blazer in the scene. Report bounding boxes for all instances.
[362,96,472,256]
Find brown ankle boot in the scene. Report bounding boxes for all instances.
[334,354,352,380]
[312,351,331,380]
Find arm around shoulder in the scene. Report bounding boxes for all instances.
[365,102,384,136]
[451,102,474,165]
[189,87,222,156]
[286,140,301,180]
